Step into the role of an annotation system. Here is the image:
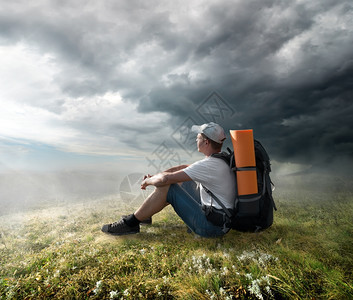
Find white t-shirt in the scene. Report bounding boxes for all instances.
[183,156,236,210]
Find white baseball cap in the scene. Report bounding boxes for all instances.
[191,122,226,144]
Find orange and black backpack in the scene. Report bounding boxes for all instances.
[207,132,277,232]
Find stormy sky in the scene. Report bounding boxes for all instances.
[1,0,352,175]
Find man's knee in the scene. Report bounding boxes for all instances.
[148,185,170,201]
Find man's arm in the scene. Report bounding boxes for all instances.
[163,164,189,173]
[142,165,189,181]
[141,169,191,190]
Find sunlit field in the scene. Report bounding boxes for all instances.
[1,177,352,299]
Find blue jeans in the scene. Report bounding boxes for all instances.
[166,181,227,238]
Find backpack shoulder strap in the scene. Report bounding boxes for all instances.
[208,147,237,218]
[201,184,233,218]
[211,147,233,166]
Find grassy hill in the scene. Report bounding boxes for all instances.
[1,186,352,299]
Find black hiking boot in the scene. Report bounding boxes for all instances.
[122,215,152,226]
[101,219,140,236]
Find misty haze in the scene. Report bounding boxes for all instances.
[0,170,123,215]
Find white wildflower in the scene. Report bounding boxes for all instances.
[123,288,130,296]
[96,280,102,288]
[223,252,230,259]
[221,266,229,276]
[246,274,272,300]
[93,280,103,295]
[248,279,263,300]
[237,250,278,268]
[205,268,216,275]
[265,285,271,293]
[206,289,216,300]
[54,270,60,278]
[219,287,232,300]
[261,275,271,286]
[245,273,253,280]
[44,277,51,286]
[109,290,118,299]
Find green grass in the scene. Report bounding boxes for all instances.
[0,188,352,299]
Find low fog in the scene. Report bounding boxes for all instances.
[0,170,122,215]
[1,158,352,216]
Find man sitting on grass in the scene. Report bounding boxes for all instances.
[102,122,236,238]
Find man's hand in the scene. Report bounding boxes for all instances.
[140,173,166,190]
[143,174,152,181]
[140,169,191,190]
[141,174,152,190]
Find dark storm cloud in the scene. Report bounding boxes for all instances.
[138,0,353,168]
[0,0,352,169]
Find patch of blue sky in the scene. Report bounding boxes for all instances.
[0,138,119,172]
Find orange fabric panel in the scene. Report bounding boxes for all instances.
[236,170,258,195]
[230,129,256,167]
[230,129,258,195]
